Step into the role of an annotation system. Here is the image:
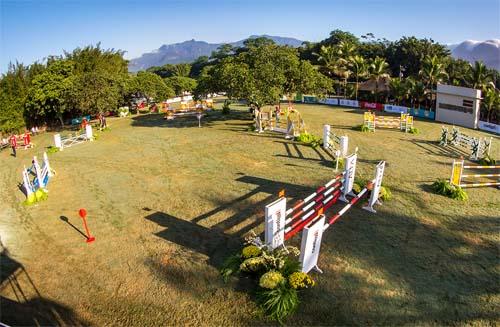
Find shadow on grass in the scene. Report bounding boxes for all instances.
[409,139,470,159]
[60,215,88,240]
[0,246,88,326]
[143,171,499,325]
[130,111,252,129]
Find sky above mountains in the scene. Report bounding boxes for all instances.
[1,0,499,72]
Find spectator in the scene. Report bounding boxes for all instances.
[9,134,17,157]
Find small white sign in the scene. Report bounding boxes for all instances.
[341,153,357,201]
[299,215,325,273]
[265,197,286,250]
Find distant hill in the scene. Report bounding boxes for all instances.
[128,35,303,72]
[450,39,500,71]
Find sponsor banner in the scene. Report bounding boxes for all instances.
[264,197,286,250]
[384,104,409,114]
[299,216,325,273]
[166,97,182,104]
[303,96,318,103]
[339,99,359,108]
[360,102,384,111]
[408,108,435,120]
[318,98,339,106]
[478,121,500,134]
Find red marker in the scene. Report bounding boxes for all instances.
[78,208,95,243]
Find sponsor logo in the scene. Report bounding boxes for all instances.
[311,230,319,254]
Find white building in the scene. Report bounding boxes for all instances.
[435,84,482,129]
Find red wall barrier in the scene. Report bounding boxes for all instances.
[360,102,384,111]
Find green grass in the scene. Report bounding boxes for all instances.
[0,100,498,326]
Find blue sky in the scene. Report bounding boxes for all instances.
[1,0,499,72]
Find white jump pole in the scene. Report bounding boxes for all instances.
[43,152,53,178]
[339,153,357,202]
[323,125,330,150]
[22,167,34,200]
[54,134,62,150]
[362,161,386,213]
[33,156,44,189]
[339,136,348,157]
[85,125,93,141]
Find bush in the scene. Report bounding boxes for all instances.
[409,127,420,134]
[288,272,315,289]
[296,132,321,148]
[352,124,370,132]
[242,245,262,259]
[220,254,242,282]
[379,185,392,201]
[478,154,496,166]
[256,283,299,323]
[46,146,59,154]
[259,271,285,289]
[431,179,468,201]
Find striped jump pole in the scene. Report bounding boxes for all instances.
[299,161,386,273]
[264,153,358,250]
[450,160,500,188]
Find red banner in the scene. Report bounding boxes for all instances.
[360,102,384,111]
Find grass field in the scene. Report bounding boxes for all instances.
[0,101,499,326]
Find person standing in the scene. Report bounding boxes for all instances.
[9,134,17,157]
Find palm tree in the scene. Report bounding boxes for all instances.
[313,45,337,77]
[406,78,427,108]
[389,79,407,105]
[419,55,448,89]
[466,61,492,90]
[369,57,390,102]
[348,55,368,100]
[419,55,448,109]
[482,87,500,122]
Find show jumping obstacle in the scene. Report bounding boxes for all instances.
[264,154,386,272]
[22,152,55,203]
[440,126,492,160]
[255,107,306,139]
[323,125,349,170]
[164,102,211,127]
[364,112,413,132]
[54,125,93,151]
[450,159,500,188]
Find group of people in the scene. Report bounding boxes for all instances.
[1,130,34,157]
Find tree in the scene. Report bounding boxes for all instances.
[348,55,368,99]
[466,61,492,90]
[189,56,210,78]
[164,76,197,95]
[210,44,235,61]
[445,58,470,86]
[406,77,427,108]
[419,55,448,89]
[210,45,331,109]
[321,29,359,47]
[389,79,407,105]
[368,57,391,101]
[25,60,75,126]
[386,37,449,78]
[129,71,174,101]
[481,87,499,122]
[67,44,130,115]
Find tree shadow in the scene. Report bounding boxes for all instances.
[0,246,88,326]
[409,139,470,159]
[130,111,252,129]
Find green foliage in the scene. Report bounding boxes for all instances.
[431,179,468,201]
[259,271,285,289]
[220,254,242,282]
[46,146,59,154]
[379,185,392,201]
[336,157,345,170]
[352,182,362,194]
[164,76,197,95]
[256,283,299,323]
[23,188,48,205]
[288,272,315,289]
[409,127,420,134]
[129,71,174,101]
[478,154,496,166]
[242,245,262,259]
[296,132,321,148]
[353,124,370,132]
[240,256,267,274]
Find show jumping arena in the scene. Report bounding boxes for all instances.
[0,101,498,326]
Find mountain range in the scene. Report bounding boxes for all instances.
[128,35,303,72]
[128,36,500,72]
[449,39,500,70]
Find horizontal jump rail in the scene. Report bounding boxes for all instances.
[458,182,500,188]
[324,186,369,230]
[461,174,500,178]
[463,165,500,169]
